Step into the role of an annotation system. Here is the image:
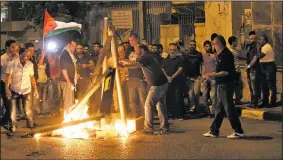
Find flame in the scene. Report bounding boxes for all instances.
[51,101,97,139]
[47,100,136,139]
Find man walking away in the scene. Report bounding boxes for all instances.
[120,45,169,135]
[202,40,217,117]
[184,40,203,113]
[228,36,243,105]
[203,35,244,139]
[258,35,277,108]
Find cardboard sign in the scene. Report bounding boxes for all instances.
[100,69,116,114]
[111,10,133,29]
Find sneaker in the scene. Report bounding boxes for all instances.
[227,132,244,139]
[6,131,15,137]
[235,101,244,105]
[178,117,184,121]
[203,131,218,138]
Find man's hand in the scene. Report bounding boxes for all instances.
[202,74,207,80]
[81,64,87,68]
[167,76,173,83]
[42,50,46,57]
[6,90,12,100]
[77,74,81,79]
[34,89,39,99]
[67,82,75,90]
[119,60,131,66]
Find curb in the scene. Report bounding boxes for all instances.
[236,107,282,122]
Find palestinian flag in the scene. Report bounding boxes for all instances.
[43,10,82,55]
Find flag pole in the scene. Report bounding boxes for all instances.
[42,9,46,52]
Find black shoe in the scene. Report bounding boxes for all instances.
[259,103,269,108]
[235,101,244,105]
[249,104,258,109]
[209,114,215,119]
[6,131,15,137]
[1,124,10,131]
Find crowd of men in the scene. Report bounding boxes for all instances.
[0,30,278,138]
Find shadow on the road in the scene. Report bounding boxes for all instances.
[240,136,273,141]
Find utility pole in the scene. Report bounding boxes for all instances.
[138,1,144,41]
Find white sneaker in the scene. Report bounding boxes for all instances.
[203,131,217,138]
[227,132,244,139]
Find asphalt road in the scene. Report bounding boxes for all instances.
[1,117,282,159]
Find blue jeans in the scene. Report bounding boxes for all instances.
[187,76,201,111]
[247,69,261,105]
[144,83,169,131]
[234,72,243,102]
[48,78,61,112]
[10,91,34,130]
[202,78,217,114]
[36,82,49,113]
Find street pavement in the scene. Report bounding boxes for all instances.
[1,116,282,159]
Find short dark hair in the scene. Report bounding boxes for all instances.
[25,42,34,49]
[203,40,211,47]
[129,33,139,39]
[93,41,101,46]
[138,44,149,52]
[169,43,177,46]
[152,44,158,47]
[228,36,237,45]
[249,31,256,36]
[5,40,16,48]
[190,40,196,43]
[83,44,89,48]
[156,44,163,51]
[68,38,79,44]
[211,33,218,41]
[123,41,130,45]
[260,35,268,43]
[216,35,226,46]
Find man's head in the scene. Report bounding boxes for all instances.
[20,51,32,64]
[67,39,78,54]
[203,40,212,53]
[151,44,158,54]
[93,42,100,53]
[213,35,226,53]
[76,43,84,56]
[211,33,218,41]
[14,44,20,55]
[83,44,89,54]
[258,35,268,46]
[138,44,149,56]
[123,42,130,49]
[148,44,153,52]
[129,33,139,47]
[118,45,126,60]
[248,31,257,45]
[5,40,17,54]
[189,40,197,51]
[169,43,177,55]
[228,36,238,48]
[25,42,35,56]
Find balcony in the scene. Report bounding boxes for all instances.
[1,21,28,32]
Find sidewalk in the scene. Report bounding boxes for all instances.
[236,105,282,122]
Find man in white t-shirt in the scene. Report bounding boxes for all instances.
[257,35,277,107]
[5,50,39,136]
[0,40,18,130]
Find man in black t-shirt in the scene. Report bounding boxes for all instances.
[183,40,203,113]
[75,43,94,101]
[203,35,244,139]
[120,45,169,135]
[245,31,261,108]
[59,39,78,111]
[162,43,184,120]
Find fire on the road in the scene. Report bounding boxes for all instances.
[34,101,135,139]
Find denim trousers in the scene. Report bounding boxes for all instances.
[210,82,244,135]
[48,78,62,112]
[36,82,49,113]
[10,90,34,130]
[187,76,201,111]
[144,83,169,131]
[234,72,243,102]
[247,69,261,105]
[126,78,148,118]
[202,78,217,114]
